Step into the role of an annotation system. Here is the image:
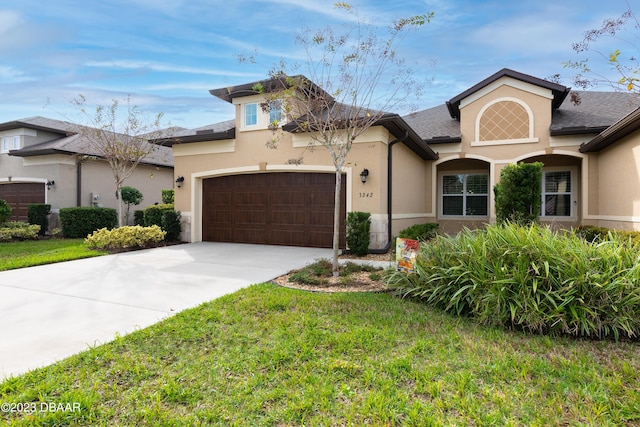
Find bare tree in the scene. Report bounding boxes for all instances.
[248,3,432,275]
[71,95,168,227]
[563,4,640,95]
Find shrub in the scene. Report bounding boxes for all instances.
[575,225,640,246]
[162,210,182,242]
[494,162,543,225]
[133,210,145,226]
[0,199,11,223]
[144,204,174,228]
[85,225,166,250]
[387,222,640,340]
[59,207,118,238]
[121,186,143,225]
[27,203,51,236]
[0,222,40,241]
[162,189,174,204]
[398,223,439,241]
[346,211,371,256]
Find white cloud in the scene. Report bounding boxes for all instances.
[84,60,261,78]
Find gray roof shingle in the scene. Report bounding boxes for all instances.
[5,116,173,168]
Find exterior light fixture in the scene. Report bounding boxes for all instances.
[175,176,185,189]
[360,169,369,184]
[46,180,55,190]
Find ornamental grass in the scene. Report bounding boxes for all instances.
[387,223,640,340]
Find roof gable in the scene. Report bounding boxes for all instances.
[445,68,571,120]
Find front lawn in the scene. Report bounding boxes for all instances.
[0,239,106,271]
[1,284,638,426]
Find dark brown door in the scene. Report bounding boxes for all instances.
[202,172,346,248]
[0,183,46,221]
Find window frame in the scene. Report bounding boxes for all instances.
[541,168,575,219]
[439,171,490,218]
[244,103,258,128]
[268,100,282,125]
[12,136,20,150]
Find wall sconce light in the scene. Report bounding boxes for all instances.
[360,169,369,184]
[46,180,55,190]
[175,176,185,189]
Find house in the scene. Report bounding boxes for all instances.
[0,116,174,227]
[157,68,640,249]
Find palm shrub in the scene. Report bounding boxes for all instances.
[346,211,371,256]
[387,222,640,340]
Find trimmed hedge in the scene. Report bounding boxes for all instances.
[346,211,371,256]
[162,210,182,242]
[85,225,166,250]
[0,221,40,241]
[162,189,174,204]
[27,203,51,236]
[133,210,145,226]
[144,204,174,228]
[59,207,118,238]
[388,222,640,340]
[398,223,439,241]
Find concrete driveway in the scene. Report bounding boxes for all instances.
[0,242,331,380]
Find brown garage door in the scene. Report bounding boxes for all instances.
[0,183,46,222]
[202,172,346,248]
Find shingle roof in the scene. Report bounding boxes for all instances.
[404,90,640,142]
[403,105,461,143]
[580,106,640,152]
[551,91,640,134]
[153,119,236,146]
[4,116,173,168]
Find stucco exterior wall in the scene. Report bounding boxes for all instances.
[589,134,640,230]
[172,118,430,247]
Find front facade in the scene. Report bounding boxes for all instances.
[162,69,640,249]
[407,69,640,234]
[0,117,174,227]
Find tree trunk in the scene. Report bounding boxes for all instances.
[116,185,124,227]
[332,169,342,277]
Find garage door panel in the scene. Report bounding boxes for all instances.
[202,172,345,248]
[234,191,267,206]
[0,183,46,222]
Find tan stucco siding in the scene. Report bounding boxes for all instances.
[173,125,408,245]
[390,142,430,236]
[593,134,640,226]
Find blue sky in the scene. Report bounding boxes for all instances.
[0,0,636,130]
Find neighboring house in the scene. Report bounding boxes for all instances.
[154,68,640,249]
[0,116,175,227]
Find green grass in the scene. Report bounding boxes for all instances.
[0,239,106,271]
[1,284,638,426]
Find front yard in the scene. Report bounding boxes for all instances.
[1,283,639,426]
[0,239,106,271]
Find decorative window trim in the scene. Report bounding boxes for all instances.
[472,97,537,146]
[439,171,490,218]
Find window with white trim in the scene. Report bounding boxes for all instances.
[245,103,258,127]
[12,136,20,150]
[441,173,489,216]
[268,100,282,125]
[542,170,572,217]
[1,137,8,153]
